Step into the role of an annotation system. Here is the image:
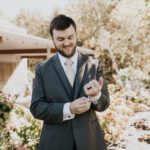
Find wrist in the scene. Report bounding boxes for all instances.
[89,92,101,102]
[69,102,75,114]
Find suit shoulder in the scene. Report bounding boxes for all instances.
[37,54,56,67]
[77,46,100,60]
[79,50,102,66]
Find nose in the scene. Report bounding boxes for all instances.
[63,39,70,46]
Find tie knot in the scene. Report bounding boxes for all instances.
[65,59,73,66]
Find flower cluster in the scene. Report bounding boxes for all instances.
[6,105,42,150]
[0,93,14,129]
[0,92,42,150]
[97,83,135,147]
[119,66,150,111]
[0,93,15,150]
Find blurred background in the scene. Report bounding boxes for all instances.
[0,0,149,150]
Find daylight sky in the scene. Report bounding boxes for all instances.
[0,0,71,19]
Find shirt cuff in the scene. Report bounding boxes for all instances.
[89,92,101,104]
[63,102,75,121]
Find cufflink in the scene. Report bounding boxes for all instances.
[87,87,92,90]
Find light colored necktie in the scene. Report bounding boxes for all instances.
[65,59,75,87]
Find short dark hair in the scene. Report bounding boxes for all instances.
[50,14,76,37]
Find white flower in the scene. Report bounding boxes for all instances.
[10,131,22,146]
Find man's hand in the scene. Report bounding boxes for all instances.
[84,77,103,97]
[70,97,91,114]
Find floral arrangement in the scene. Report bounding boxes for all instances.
[0,93,14,124]
[97,83,135,148]
[0,93,15,150]
[0,93,42,150]
[119,66,150,111]
[9,105,42,150]
[119,66,150,91]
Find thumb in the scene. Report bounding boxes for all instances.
[99,76,104,87]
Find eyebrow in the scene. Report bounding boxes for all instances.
[57,34,74,39]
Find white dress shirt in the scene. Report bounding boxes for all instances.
[58,50,78,75]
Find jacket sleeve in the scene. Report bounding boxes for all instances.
[91,60,110,112]
[30,64,64,125]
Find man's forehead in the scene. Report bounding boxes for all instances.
[53,26,75,37]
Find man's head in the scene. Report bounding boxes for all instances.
[50,14,77,58]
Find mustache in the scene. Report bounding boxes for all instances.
[63,45,72,48]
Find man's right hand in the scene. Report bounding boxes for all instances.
[70,97,91,114]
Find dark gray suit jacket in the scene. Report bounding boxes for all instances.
[30,51,110,150]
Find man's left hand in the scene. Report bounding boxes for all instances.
[84,77,103,97]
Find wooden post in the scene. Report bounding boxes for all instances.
[0,36,3,43]
[47,47,51,59]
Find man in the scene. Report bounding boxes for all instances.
[30,14,110,150]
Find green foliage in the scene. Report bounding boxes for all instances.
[13,0,150,83]
[14,106,42,150]
[145,0,150,4]
[0,93,42,150]
[14,10,50,39]
[0,94,15,150]
[97,83,134,147]
[61,0,150,82]
[28,58,44,73]
[0,94,14,128]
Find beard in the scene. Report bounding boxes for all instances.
[54,44,76,58]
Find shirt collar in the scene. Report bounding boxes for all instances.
[58,49,78,66]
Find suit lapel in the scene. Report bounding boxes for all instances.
[52,54,73,98]
[73,53,88,99]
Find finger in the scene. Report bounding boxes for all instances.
[84,86,88,94]
[84,84,91,94]
[75,102,91,114]
[81,97,89,101]
[84,82,94,92]
[86,83,92,90]
[75,97,88,101]
[76,108,86,114]
[92,80,100,88]
[90,81,98,92]
[76,98,89,104]
[84,82,98,96]
[92,81,100,94]
[87,81,98,92]
[78,102,91,109]
[89,80,99,92]
[99,77,104,87]
[87,88,97,96]
[85,81,93,90]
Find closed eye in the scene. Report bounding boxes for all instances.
[68,35,73,39]
[57,38,64,41]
